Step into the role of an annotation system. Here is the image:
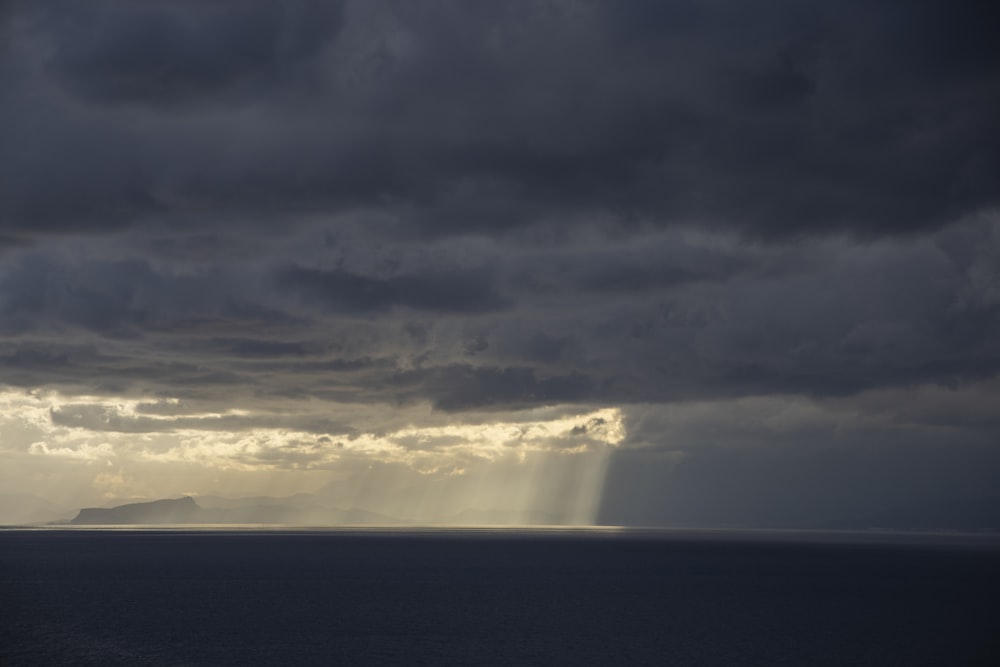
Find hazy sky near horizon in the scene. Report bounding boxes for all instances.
[1,0,998,524]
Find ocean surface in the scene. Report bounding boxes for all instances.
[2,528,998,665]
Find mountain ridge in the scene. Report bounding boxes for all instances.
[72,496,202,525]
[68,495,404,526]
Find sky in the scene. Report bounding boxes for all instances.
[0,0,998,526]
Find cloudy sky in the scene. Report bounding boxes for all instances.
[1,0,998,525]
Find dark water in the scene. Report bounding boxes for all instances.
[2,529,998,666]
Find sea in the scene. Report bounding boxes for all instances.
[2,527,998,665]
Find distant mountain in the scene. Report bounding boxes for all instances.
[68,496,405,526]
[71,497,203,525]
[194,493,318,510]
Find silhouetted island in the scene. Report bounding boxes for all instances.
[67,496,403,525]
[71,497,202,525]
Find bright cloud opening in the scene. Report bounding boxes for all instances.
[0,389,624,525]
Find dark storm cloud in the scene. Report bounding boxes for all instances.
[1,0,997,239]
[0,343,94,372]
[13,344,268,400]
[399,365,593,412]
[37,0,343,105]
[0,254,298,337]
[0,0,997,435]
[0,235,32,253]
[195,338,309,359]
[275,265,508,314]
[144,235,259,263]
[1,218,998,412]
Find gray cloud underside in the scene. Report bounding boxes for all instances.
[0,220,997,414]
[0,0,997,441]
[1,0,996,240]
